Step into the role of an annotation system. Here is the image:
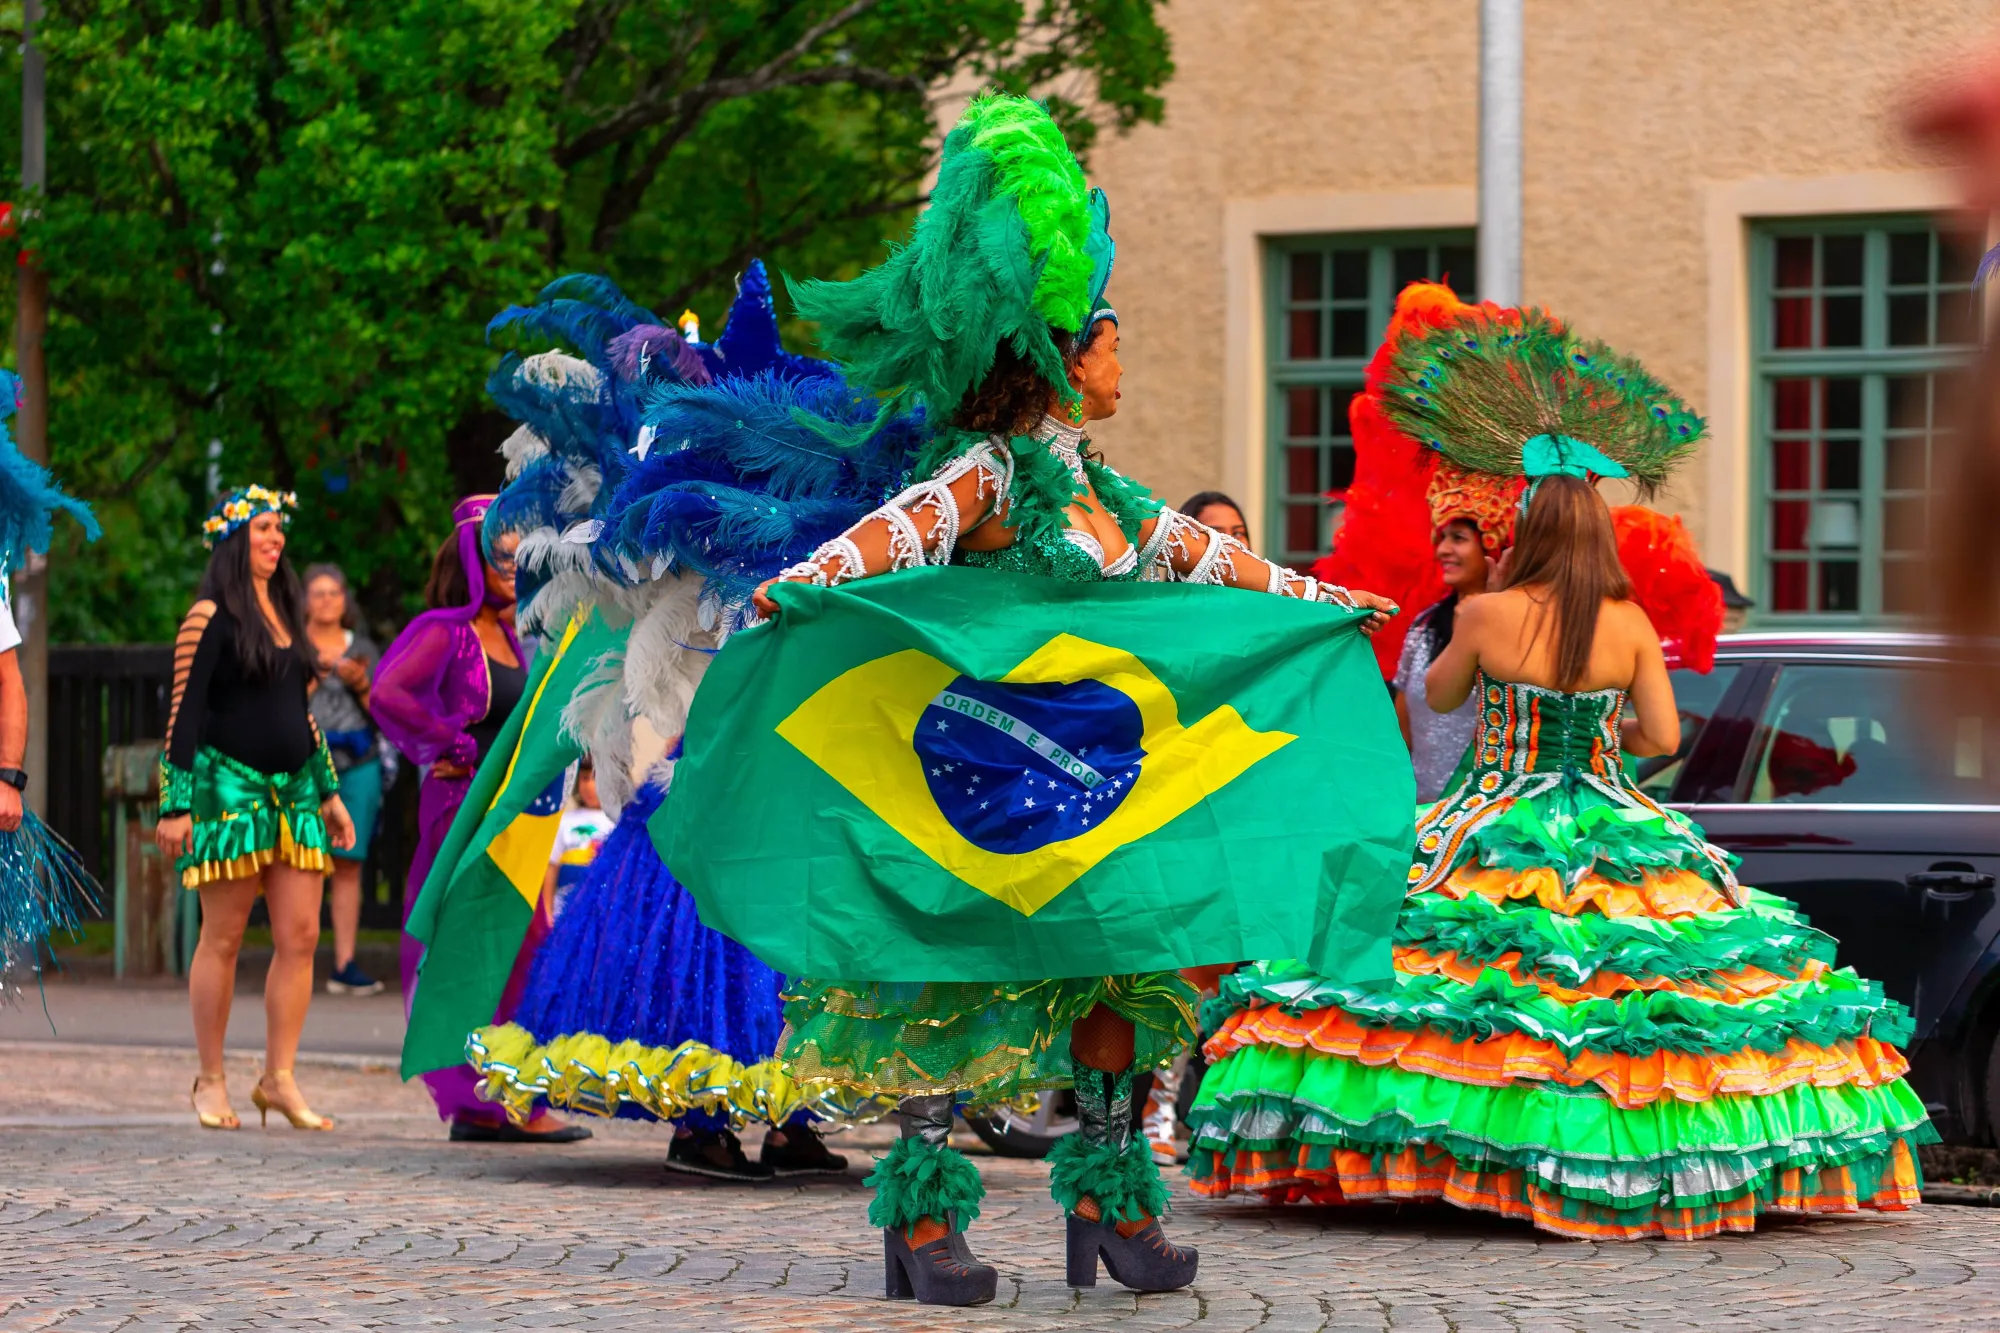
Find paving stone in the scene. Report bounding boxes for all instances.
[8,1055,2000,1331]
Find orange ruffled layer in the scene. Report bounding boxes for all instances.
[1436,863,1733,920]
[1396,944,1822,1004]
[1205,1004,1911,1109]
[1190,1139,1922,1241]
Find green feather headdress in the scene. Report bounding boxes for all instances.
[788,93,1111,427]
[1378,307,1704,498]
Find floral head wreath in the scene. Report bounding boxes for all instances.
[202,484,296,549]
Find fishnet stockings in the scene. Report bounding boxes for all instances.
[1070,1003,1135,1071]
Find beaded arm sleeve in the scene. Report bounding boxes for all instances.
[1135,507,1360,605]
[774,445,1010,587]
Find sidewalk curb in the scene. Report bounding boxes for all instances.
[0,1039,400,1072]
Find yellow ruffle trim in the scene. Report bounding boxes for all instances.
[466,1022,894,1129]
[1438,863,1733,920]
[180,817,330,890]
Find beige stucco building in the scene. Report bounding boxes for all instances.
[1084,0,1994,623]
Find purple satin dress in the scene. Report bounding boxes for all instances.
[372,497,530,1124]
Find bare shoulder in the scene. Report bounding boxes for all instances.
[1605,597,1664,650]
[179,600,218,632]
[1604,597,1656,632]
[1455,589,1518,631]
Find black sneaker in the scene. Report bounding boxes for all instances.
[664,1128,775,1182]
[760,1124,850,1177]
[325,961,385,997]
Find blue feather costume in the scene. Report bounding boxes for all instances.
[466,265,914,1128]
[0,369,101,998]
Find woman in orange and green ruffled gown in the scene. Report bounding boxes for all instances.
[1187,467,1935,1240]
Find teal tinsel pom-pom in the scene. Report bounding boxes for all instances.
[1047,1132,1171,1225]
[864,1136,987,1232]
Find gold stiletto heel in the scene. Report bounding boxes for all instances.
[190,1074,240,1131]
[251,1070,336,1131]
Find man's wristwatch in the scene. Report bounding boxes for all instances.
[0,768,28,791]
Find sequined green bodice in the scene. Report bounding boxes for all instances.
[955,529,1145,584]
[1467,674,1628,781]
[954,447,1153,585]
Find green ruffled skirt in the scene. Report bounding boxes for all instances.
[176,747,332,890]
[780,971,1198,1101]
[1187,771,1936,1240]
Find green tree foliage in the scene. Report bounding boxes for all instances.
[16,0,1171,640]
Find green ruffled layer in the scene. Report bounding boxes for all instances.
[1189,1042,1936,1212]
[780,971,1196,1100]
[1401,887,1832,989]
[1459,789,1734,888]
[175,748,332,886]
[1211,957,1915,1058]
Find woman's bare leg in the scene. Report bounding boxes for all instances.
[261,863,326,1076]
[189,878,260,1120]
[328,859,362,971]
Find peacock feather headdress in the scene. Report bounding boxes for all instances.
[1322,282,1722,678]
[1379,306,1704,499]
[787,92,1112,428]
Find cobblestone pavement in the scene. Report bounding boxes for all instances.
[5,1046,2000,1331]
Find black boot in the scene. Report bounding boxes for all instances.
[664,1126,774,1181]
[760,1119,850,1177]
[1054,1066,1198,1292]
[871,1094,997,1306]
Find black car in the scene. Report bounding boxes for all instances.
[1645,631,2000,1143]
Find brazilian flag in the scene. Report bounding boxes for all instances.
[400,609,625,1079]
[657,568,1411,984]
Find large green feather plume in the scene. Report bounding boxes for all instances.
[787,92,1095,427]
[1379,308,1704,496]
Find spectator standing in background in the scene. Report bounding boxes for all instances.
[1392,517,1488,802]
[302,563,385,997]
[545,757,612,920]
[1179,491,1251,547]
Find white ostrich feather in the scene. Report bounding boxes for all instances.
[501,424,549,480]
[515,350,601,394]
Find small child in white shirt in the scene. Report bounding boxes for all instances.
[545,757,614,919]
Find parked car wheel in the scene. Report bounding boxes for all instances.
[963,1091,1078,1158]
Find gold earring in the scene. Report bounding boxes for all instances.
[1067,396,1086,426]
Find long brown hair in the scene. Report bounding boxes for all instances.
[423,532,478,610]
[1501,475,1631,690]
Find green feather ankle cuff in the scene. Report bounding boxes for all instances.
[1047,1132,1171,1224]
[864,1136,986,1232]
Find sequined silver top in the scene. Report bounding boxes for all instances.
[1393,611,1480,803]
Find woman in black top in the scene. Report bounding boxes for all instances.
[157,487,353,1132]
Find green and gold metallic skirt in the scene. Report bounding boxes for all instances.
[166,747,335,890]
[779,970,1198,1102]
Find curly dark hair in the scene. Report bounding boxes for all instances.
[950,321,1112,438]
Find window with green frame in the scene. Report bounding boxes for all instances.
[1266,233,1476,568]
[1752,218,1980,619]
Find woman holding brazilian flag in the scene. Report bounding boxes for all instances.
[654,92,1409,1305]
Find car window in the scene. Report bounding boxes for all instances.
[1746,663,1994,805]
[1628,664,1740,800]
